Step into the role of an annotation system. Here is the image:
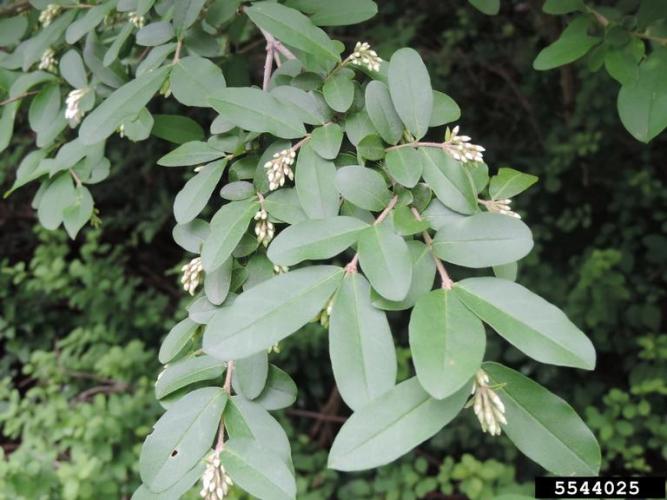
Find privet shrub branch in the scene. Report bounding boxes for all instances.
[0,1,603,498]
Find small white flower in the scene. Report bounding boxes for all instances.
[349,41,382,72]
[200,452,233,500]
[469,369,507,436]
[128,12,145,28]
[38,48,57,72]
[65,88,90,128]
[444,125,485,163]
[254,208,274,247]
[264,147,296,191]
[181,257,204,295]
[273,264,289,274]
[39,4,61,26]
[479,198,521,219]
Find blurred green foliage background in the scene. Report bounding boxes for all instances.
[1,1,665,498]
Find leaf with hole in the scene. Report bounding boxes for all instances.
[139,387,227,492]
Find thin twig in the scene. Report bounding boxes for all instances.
[385,141,444,152]
[411,207,453,289]
[0,91,38,106]
[262,39,274,91]
[286,408,347,423]
[215,360,235,452]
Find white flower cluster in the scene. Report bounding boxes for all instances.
[470,369,507,436]
[38,48,57,72]
[349,42,382,72]
[65,88,89,127]
[445,126,485,163]
[200,452,233,500]
[264,148,295,191]
[254,208,274,247]
[39,4,61,26]
[128,12,145,28]
[181,257,203,295]
[481,198,521,219]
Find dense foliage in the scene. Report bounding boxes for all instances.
[1,0,665,499]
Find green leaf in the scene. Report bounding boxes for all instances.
[310,123,343,159]
[268,216,368,266]
[358,224,412,301]
[63,186,94,239]
[271,86,331,126]
[388,48,433,140]
[483,362,601,475]
[226,397,292,465]
[391,205,430,236]
[372,240,436,311]
[221,438,296,500]
[422,199,466,230]
[365,80,403,145]
[79,66,170,145]
[131,463,205,500]
[203,266,344,360]
[409,289,485,399]
[453,277,596,369]
[65,0,117,44]
[307,0,377,26]
[172,219,210,253]
[188,296,219,325]
[173,159,226,224]
[204,257,233,305]
[209,88,306,139]
[344,110,377,146]
[0,15,27,46]
[103,22,134,67]
[233,352,269,400]
[489,167,538,200]
[120,107,154,142]
[329,273,397,410]
[220,181,255,201]
[295,143,339,219]
[155,355,225,400]
[37,173,75,230]
[323,70,355,112]
[264,188,307,224]
[467,0,500,15]
[201,198,260,272]
[533,16,599,71]
[59,49,88,88]
[159,318,199,364]
[253,365,297,410]
[335,166,392,211]
[420,148,477,214]
[28,84,60,134]
[158,141,226,167]
[385,148,423,188]
[245,2,340,72]
[136,21,175,47]
[617,51,667,143]
[357,134,386,161]
[429,91,461,127]
[543,0,584,15]
[173,0,207,31]
[432,213,533,268]
[328,377,469,471]
[151,114,205,144]
[493,261,518,281]
[171,56,226,107]
[139,387,227,492]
